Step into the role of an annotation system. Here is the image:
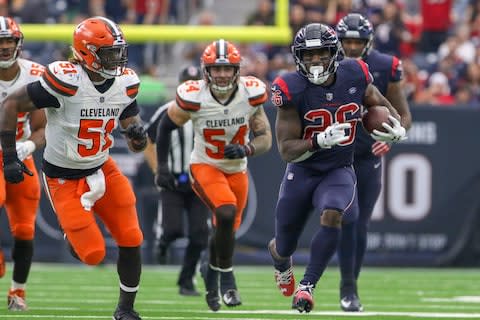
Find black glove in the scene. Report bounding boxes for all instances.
[224,144,254,159]
[3,151,33,184]
[122,123,147,151]
[155,164,176,191]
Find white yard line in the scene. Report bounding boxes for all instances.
[2,310,480,319]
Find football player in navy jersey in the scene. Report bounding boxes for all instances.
[268,23,407,313]
[335,13,412,312]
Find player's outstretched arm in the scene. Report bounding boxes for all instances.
[0,86,37,183]
[247,106,272,157]
[275,105,312,162]
[0,86,38,132]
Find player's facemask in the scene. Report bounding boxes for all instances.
[95,45,128,78]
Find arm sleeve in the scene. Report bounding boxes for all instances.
[26,81,61,109]
[155,111,179,165]
[119,100,140,120]
[145,111,164,142]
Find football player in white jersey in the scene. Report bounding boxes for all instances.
[0,17,145,320]
[155,39,272,311]
[0,16,46,311]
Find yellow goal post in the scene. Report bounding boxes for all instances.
[19,0,291,44]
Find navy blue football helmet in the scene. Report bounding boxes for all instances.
[336,13,374,59]
[291,23,340,85]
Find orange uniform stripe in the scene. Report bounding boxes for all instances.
[248,91,268,106]
[126,83,139,98]
[176,95,201,111]
[43,68,78,96]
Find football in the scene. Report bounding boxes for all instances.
[361,106,391,134]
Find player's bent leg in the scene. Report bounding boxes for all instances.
[4,161,40,290]
[268,238,295,297]
[295,209,343,313]
[214,204,242,307]
[338,221,363,312]
[201,232,221,311]
[65,224,106,265]
[114,246,142,320]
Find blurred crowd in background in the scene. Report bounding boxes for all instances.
[2,0,479,108]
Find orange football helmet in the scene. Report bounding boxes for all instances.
[0,16,23,69]
[201,39,241,95]
[72,16,128,78]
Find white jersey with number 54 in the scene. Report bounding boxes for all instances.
[176,76,267,174]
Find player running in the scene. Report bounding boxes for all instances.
[155,39,272,312]
[0,16,146,320]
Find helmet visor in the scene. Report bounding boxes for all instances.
[97,45,128,70]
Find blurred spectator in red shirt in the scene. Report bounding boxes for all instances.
[415,72,455,106]
[418,0,453,53]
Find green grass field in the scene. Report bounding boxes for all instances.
[0,263,479,319]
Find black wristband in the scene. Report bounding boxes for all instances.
[2,148,17,164]
[0,130,17,154]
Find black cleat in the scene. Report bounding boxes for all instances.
[112,307,142,320]
[222,289,242,307]
[340,294,363,312]
[201,263,221,311]
[205,289,221,311]
[340,280,363,312]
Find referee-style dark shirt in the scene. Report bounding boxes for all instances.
[145,101,194,175]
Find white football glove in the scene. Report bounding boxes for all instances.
[315,122,351,149]
[371,115,407,143]
[16,140,36,161]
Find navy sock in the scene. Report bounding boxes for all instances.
[338,222,356,285]
[355,221,368,279]
[303,226,340,285]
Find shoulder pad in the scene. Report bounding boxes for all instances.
[270,73,299,108]
[240,76,267,107]
[353,59,373,85]
[20,59,45,78]
[42,61,80,97]
[176,80,203,112]
[121,68,140,98]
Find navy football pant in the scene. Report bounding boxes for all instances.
[339,155,382,282]
[274,164,356,285]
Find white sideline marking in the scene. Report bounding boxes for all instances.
[2,310,480,319]
[221,310,480,318]
[423,296,480,303]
